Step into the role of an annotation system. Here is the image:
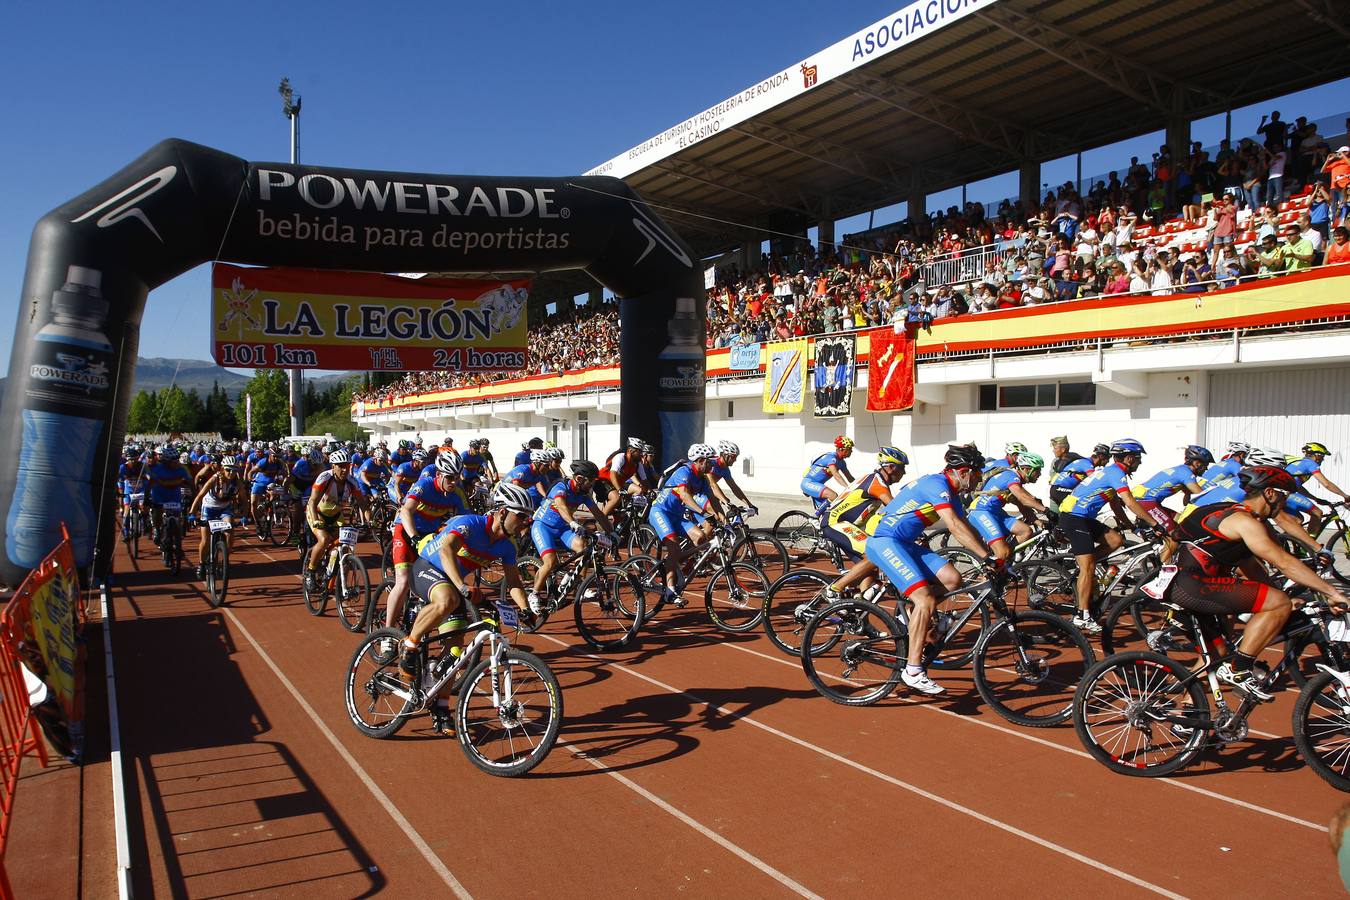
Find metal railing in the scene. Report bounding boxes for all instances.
[918,242,1005,289]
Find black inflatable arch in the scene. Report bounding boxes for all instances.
[0,139,705,585]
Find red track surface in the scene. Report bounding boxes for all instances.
[102,531,1345,898]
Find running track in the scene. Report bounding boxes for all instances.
[105,530,1345,898]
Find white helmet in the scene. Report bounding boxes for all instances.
[688,442,717,461]
[435,452,461,476]
[530,449,550,464]
[1245,447,1287,467]
[491,482,535,514]
[1226,440,1252,456]
[717,440,740,457]
[328,449,350,465]
[546,447,564,461]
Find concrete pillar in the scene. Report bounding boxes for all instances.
[908,191,927,224]
[588,287,603,308]
[741,239,760,275]
[1166,116,1191,163]
[1019,159,1041,210]
[817,218,835,255]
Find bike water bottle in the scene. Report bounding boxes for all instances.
[656,297,705,466]
[7,266,112,569]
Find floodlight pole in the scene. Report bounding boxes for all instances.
[281,78,305,437]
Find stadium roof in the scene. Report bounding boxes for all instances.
[527,0,1350,304]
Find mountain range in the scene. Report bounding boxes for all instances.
[0,357,356,399]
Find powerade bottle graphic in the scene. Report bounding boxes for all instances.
[655,296,705,466]
[7,266,113,569]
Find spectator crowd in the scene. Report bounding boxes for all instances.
[356,112,1350,406]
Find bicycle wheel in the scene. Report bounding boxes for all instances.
[1293,670,1350,791]
[336,551,370,633]
[762,570,835,657]
[799,599,905,706]
[456,648,563,777]
[937,546,983,584]
[1019,559,1078,616]
[165,522,182,574]
[973,610,1094,727]
[268,506,292,547]
[621,554,668,623]
[365,577,394,635]
[508,556,548,632]
[924,586,991,671]
[1073,650,1208,776]
[1289,630,1350,689]
[344,628,417,739]
[574,567,644,650]
[1099,590,1201,671]
[704,562,769,633]
[628,523,658,557]
[1326,528,1350,585]
[205,536,229,608]
[304,560,329,616]
[730,533,790,584]
[773,510,818,559]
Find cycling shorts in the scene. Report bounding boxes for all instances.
[864,536,950,596]
[801,478,830,500]
[649,503,701,541]
[391,524,417,570]
[411,556,464,605]
[250,481,272,496]
[1284,492,1315,515]
[968,508,1019,546]
[1172,570,1271,616]
[1059,512,1109,556]
[821,520,866,562]
[1049,486,1073,510]
[531,520,581,557]
[198,505,233,527]
[1137,500,1177,532]
[307,508,342,533]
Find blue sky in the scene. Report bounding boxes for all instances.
[2,1,1346,372]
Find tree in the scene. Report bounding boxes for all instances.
[156,385,205,433]
[235,369,289,440]
[204,381,237,439]
[126,390,158,433]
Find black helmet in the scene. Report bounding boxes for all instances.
[943,443,985,470]
[570,460,600,480]
[525,437,544,449]
[1183,444,1214,464]
[1091,443,1111,457]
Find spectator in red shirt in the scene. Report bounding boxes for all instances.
[1327,227,1350,266]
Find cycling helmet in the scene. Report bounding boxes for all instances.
[1226,440,1251,456]
[161,447,180,461]
[1238,465,1298,493]
[491,482,535,514]
[627,436,649,450]
[1016,452,1045,470]
[717,440,740,457]
[529,449,550,464]
[1183,445,1214,464]
[834,435,854,451]
[1110,438,1146,455]
[221,455,239,469]
[468,439,482,450]
[943,443,984,470]
[411,449,428,462]
[570,460,600,480]
[479,438,490,447]
[547,447,564,462]
[877,446,909,466]
[123,446,136,459]
[1005,441,1028,456]
[544,440,558,449]
[633,439,654,453]
[688,442,717,461]
[374,448,388,461]
[1304,441,1331,456]
[434,452,461,476]
[1245,447,1287,467]
[398,439,412,450]
[328,449,350,465]
[525,437,544,450]
[1091,443,1111,457]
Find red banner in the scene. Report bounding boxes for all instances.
[866,327,914,411]
[211,264,530,372]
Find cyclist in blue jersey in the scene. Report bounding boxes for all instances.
[504,449,551,507]
[649,443,730,605]
[968,452,1055,563]
[119,447,147,539]
[866,443,997,695]
[1129,445,1211,560]
[1201,440,1251,484]
[146,446,192,546]
[399,482,536,675]
[460,440,489,492]
[387,449,426,505]
[1048,443,1109,509]
[981,441,1028,475]
[356,448,390,498]
[1284,441,1348,535]
[707,440,757,517]
[1177,449,1324,555]
[246,448,285,526]
[800,435,855,509]
[515,437,544,468]
[528,460,616,613]
[1058,438,1158,633]
[286,448,324,537]
[389,439,413,468]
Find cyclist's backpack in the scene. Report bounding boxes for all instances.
[656,458,690,492]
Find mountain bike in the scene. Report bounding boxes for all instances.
[622,522,771,632]
[800,563,1094,727]
[304,524,370,631]
[1017,533,1162,622]
[344,601,562,777]
[511,533,646,650]
[202,514,232,608]
[1293,660,1350,791]
[1312,500,1350,585]
[159,501,184,575]
[1074,596,1346,776]
[123,491,148,559]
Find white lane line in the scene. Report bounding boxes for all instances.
[540,635,1186,900]
[242,546,473,898]
[101,584,134,900]
[563,741,823,898]
[678,622,1330,833]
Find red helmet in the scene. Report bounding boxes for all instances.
[834,435,855,450]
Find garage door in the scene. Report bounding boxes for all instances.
[1206,365,1350,484]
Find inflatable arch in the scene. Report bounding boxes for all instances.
[0,140,705,585]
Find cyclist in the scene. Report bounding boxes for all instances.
[1058,438,1159,633]
[146,446,192,547]
[821,447,910,598]
[515,437,544,467]
[387,449,425,505]
[866,443,997,695]
[707,440,757,517]
[969,452,1054,563]
[1285,442,1349,535]
[357,448,390,498]
[1130,445,1211,561]
[399,482,536,674]
[383,451,470,642]
[118,447,146,539]
[504,449,550,508]
[460,440,489,494]
[246,448,285,527]
[390,439,414,468]
[528,459,616,614]
[478,437,501,482]
[982,441,1028,475]
[189,455,244,580]
[287,447,324,538]
[800,436,855,510]
[1202,440,1251,483]
[649,443,729,605]
[1171,465,1349,700]
[1048,443,1109,509]
[540,447,566,493]
[596,437,650,517]
[303,450,370,594]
